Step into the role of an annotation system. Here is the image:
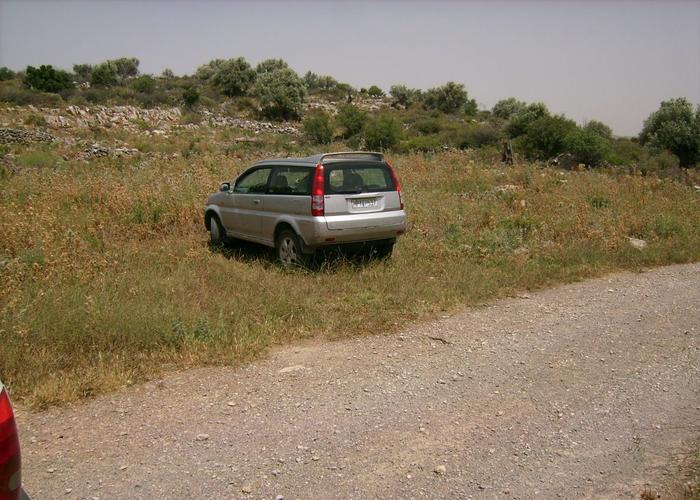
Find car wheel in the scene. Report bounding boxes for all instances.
[209,215,225,246]
[276,229,308,268]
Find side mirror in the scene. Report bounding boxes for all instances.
[219,182,231,192]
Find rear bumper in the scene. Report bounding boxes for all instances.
[300,210,406,247]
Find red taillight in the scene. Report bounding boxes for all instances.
[0,387,21,499]
[386,161,403,210]
[311,163,325,216]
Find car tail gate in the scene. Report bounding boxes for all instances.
[323,162,402,217]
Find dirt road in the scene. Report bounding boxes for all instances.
[16,263,700,499]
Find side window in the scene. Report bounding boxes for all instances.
[234,168,271,194]
[268,167,313,195]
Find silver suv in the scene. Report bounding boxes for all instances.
[204,152,406,265]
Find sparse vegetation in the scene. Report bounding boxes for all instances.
[1,120,699,408]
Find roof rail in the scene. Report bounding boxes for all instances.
[318,151,384,163]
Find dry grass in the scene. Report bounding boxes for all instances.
[1,128,700,409]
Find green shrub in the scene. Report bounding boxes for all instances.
[505,102,550,138]
[606,138,646,165]
[564,127,610,166]
[457,123,501,149]
[72,64,93,83]
[389,84,419,108]
[81,88,110,104]
[415,117,442,134]
[367,85,384,97]
[134,91,173,108]
[110,57,140,84]
[521,114,577,160]
[638,150,680,175]
[403,134,443,152]
[364,114,402,150]
[0,86,63,106]
[23,65,73,93]
[337,104,367,138]
[130,75,156,94]
[492,97,526,120]
[640,97,699,167]
[211,57,256,97]
[90,62,118,87]
[0,67,16,81]
[182,86,200,108]
[253,68,306,120]
[584,120,613,139]
[255,58,289,74]
[302,111,334,145]
[423,82,468,114]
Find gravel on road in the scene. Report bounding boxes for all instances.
[16,263,700,499]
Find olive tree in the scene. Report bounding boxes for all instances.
[423,82,468,114]
[256,58,289,74]
[253,68,306,120]
[640,98,700,167]
[492,97,526,120]
[211,58,256,97]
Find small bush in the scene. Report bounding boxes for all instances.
[130,75,156,94]
[415,117,442,134]
[23,65,73,93]
[389,84,419,108]
[505,102,550,138]
[337,104,367,138]
[0,67,15,81]
[521,114,577,160]
[460,123,501,149]
[0,86,63,106]
[364,114,402,150]
[564,127,610,166]
[403,134,443,152]
[367,85,384,97]
[90,62,119,87]
[492,97,526,120]
[211,57,256,97]
[24,114,47,127]
[638,149,680,175]
[423,82,468,114]
[81,88,110,104]
[182,86,200,108]
[302,111,334,145]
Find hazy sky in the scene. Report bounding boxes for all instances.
[1,0,699,136]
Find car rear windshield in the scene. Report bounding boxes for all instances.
[325,162,396,194]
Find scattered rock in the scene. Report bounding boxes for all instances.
[434,465,446,475]
[279,365,306,374]
[195,433,210,441]
[241,484,253,494]
[628,237,648,250]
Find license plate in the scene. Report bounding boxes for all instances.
[351,198,378,209]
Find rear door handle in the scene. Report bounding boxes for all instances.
[253,199,261,205]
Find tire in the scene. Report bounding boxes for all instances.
[275,229,308,268]
[209,215,225,247]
